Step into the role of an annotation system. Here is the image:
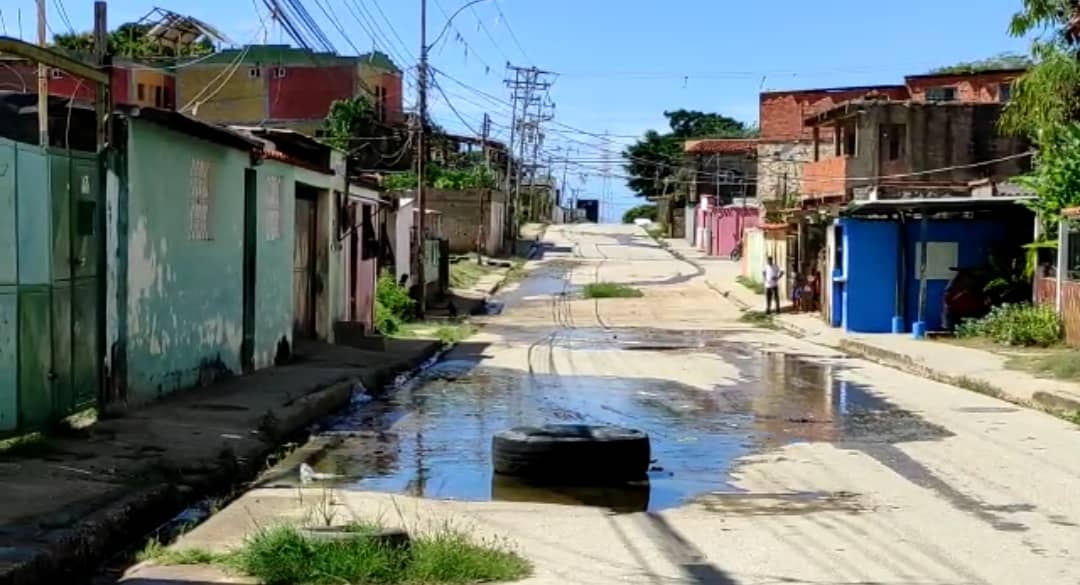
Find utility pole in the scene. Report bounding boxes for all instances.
[415,0,429,317]
[505,64,555,239]
[478,113,490,264]
[36,0,47,147]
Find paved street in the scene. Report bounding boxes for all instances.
[126,223,1080,585]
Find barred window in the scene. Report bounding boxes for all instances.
[265,175,283,241]
[189,159,213,241]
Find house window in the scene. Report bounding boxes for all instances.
[926,86,957,102]
[248,65,262,79]
[273,66,287,79]
[137,83,146,101]
[843,123,857,157]
[999,82,1013,102]
[881,124,906,161]
[50,68,63,79]
[265,175,283,241]
[374,85,387,121]
[154,86,163,108]
[188,159,213,241]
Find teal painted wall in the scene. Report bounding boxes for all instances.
[124,121,247,401]
[254,162,295,368]
[0,140,17,431]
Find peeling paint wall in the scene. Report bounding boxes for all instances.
[0,139,18,431]
[254,161,296,368]
[123,121,247,401]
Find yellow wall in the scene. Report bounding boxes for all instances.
[131,69,171,108]
[177,65,266,122]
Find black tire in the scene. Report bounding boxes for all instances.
[492,424,650,483]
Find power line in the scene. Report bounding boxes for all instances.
[366,0,416,61]
[432,0,493,73]
[468,2,511,62]
[492,0,529,64]
[51,0,74,35]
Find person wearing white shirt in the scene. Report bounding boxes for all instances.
[763,257,783,314]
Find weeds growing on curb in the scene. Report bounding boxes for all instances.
[0,432,56,458]
[735,275,765,295]
[738,310,776,328]
[583,282,644,299]
[948,376,1005,400]
[150,523,531,585]
[1006,351,1080,381]
[137,538,223,566]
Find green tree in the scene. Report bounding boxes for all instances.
[622,204,657,224]
[53,22,213,58]
[1000,0,1080,240]
[323,96,375,151]
[623,110,754,199]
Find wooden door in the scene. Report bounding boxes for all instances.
[293,197,317,338]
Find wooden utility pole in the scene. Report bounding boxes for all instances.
[478,113,490,264]
[36,0,47,147]
[415,0,429,316]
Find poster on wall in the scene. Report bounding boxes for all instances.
[914,241,959,280]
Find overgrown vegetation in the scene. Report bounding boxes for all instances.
[383,163,497,191]
[144,524,531,585]
[622,204,658,224]
[930,52,1033,75]
[1000,2,1080,245]
[582,282,644,299]
[738,310,776,328]
[449,258,497,289]
[623,110,757,200]
[0,432,55,458]
[956,303,1063,347]
[324,96,376,151]
[735,275,765,295]
[52,22,213,57]
[375,272,416,335]
[137,539,224,566]
[1006,350,1080,381]
[396,322,478,346]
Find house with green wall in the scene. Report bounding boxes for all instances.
[0,96,387,432]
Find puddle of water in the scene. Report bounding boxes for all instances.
[279,331,953,514]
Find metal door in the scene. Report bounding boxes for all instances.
[241,169,257,372]
[293,197,316,338]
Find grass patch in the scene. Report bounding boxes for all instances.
[735,275,765,295]
[738,310,776,329]
[0,432,57,458]
[449,257,497,289]
[582,282,644,299]
[226,524,530,585]
[395,321,478,346]
[1005,350,1080,381]
[137,539,224,566]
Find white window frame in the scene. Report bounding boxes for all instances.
[248,65,262,79]
[265,175,283,241]
[188,159,214,241]
[273,66,287,79]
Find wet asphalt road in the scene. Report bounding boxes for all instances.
[245,225,1080,584]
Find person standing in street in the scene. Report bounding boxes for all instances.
[763,257,783,314]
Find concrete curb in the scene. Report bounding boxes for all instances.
[675,251,1080,421]
[0,342,443,585]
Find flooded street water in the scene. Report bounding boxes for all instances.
[270,324,950,513]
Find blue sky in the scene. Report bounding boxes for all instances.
[10,0,1034,221]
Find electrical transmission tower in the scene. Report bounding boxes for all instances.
[504,64,556,238]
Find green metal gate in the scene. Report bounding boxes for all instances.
[0,138,103,434]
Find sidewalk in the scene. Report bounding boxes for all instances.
[0,338,441,585]
[665,238,1080,416]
